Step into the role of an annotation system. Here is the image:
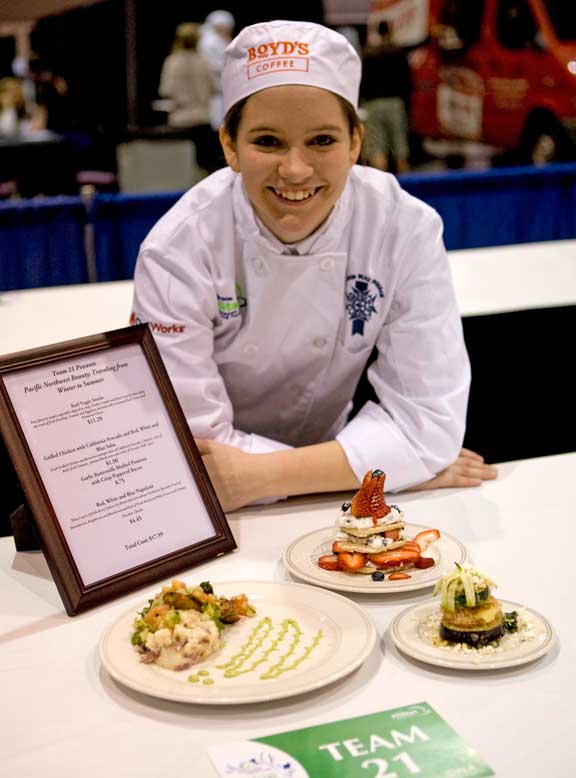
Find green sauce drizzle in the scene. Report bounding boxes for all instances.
[215,616,324,681]
[261,622,324,680]
[216,616,275,677]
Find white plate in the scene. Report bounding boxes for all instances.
[390,599,555,670]
[99,580,377,704]
[283,523,467,594]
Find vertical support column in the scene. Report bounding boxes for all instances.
[80,186,98,283]
[124,0,138,131]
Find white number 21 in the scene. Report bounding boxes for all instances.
[361,751,421,777]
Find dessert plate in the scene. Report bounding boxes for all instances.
[99,580,377,704]
[283,523,467,594]
[390,599,555,670]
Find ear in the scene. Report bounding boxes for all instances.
[349,123,364,166]
[219,126,241,172]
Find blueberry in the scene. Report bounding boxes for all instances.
[341,501,351,512]
[371,571,385,582]
[372,469,384,477]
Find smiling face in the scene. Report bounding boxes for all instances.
[220,85,363,243]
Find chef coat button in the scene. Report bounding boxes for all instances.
[243,344,258,355]
[252,258,265,275]
[313,336,328,349]
[320,257,334,271]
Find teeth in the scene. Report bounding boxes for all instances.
[274,188,315,201]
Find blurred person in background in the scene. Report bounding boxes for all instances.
[11,56,36,109]
[26,56,101,193]
[0,78,29,137]
[159,22,222,174]
[28,56,96,164]
[28,56,74,135]
[360,20,412,174]
[199,9,235,130]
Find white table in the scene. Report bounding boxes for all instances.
[448,239,576,315]
[1,240,575,355]
[1,452,574,777]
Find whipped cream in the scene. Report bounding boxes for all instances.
[336,505,404,530]
[365,532,406,550]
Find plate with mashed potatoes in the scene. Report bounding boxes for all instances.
[99,579,377,704]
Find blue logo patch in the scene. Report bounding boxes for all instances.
[346,274,384,335]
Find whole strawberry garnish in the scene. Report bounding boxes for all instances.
[370,472,391,521]
[350,470,374,517]
[350,469,391,523]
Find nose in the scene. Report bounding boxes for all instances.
[278,146,313,182]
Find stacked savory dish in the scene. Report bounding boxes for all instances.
[318,469,440,579]
[433,564,508,646]
[131,580,255,670]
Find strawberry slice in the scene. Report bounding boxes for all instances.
[412,529,441,552]
[338,552,367,572]
[388,572,411,580]
[399,542,421,553]
[384,529,401,540]
[368,548,420,568]
[332,541,348,554]
[318,554,342,571]
[414,556,435,569]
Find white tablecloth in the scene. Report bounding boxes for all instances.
[2,452,574,777]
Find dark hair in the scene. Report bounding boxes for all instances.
[222,97,248,142]
[222,92,362,142]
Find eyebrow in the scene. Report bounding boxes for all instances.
[246,124,345,134]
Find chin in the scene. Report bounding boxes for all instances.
[269,211,329,244]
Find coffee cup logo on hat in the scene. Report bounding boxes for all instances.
[222,20,361,117]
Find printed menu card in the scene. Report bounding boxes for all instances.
[0,326,235,614]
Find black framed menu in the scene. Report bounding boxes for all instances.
[0,324,236,615]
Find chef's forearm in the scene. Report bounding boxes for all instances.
[256,440,360,500]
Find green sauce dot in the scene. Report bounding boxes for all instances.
[197,669,209,676]
[187,675,199,683]
[202,678,215,685]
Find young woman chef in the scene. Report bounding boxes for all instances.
[132,20,496,511]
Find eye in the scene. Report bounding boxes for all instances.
[310,135,337,147]
[251,135,282,148]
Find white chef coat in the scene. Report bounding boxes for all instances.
[132,165,470,492]
[158,51,214,128]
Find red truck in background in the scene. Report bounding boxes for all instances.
[369,0,576,164]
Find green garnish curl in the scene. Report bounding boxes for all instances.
[433,564,497,612]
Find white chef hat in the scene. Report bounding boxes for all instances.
[221,19,361,118]
[205,10,235,30]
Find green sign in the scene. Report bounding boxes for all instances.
[208,702,494,777]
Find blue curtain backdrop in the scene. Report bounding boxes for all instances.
[0,196,87,291]
[1,164,576,290]
[90,192,181,281]
[401,163,576,250]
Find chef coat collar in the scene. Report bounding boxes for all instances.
[232,173,353,256]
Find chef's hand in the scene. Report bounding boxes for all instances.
[412,448,498,491]
[195,438,261,512]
